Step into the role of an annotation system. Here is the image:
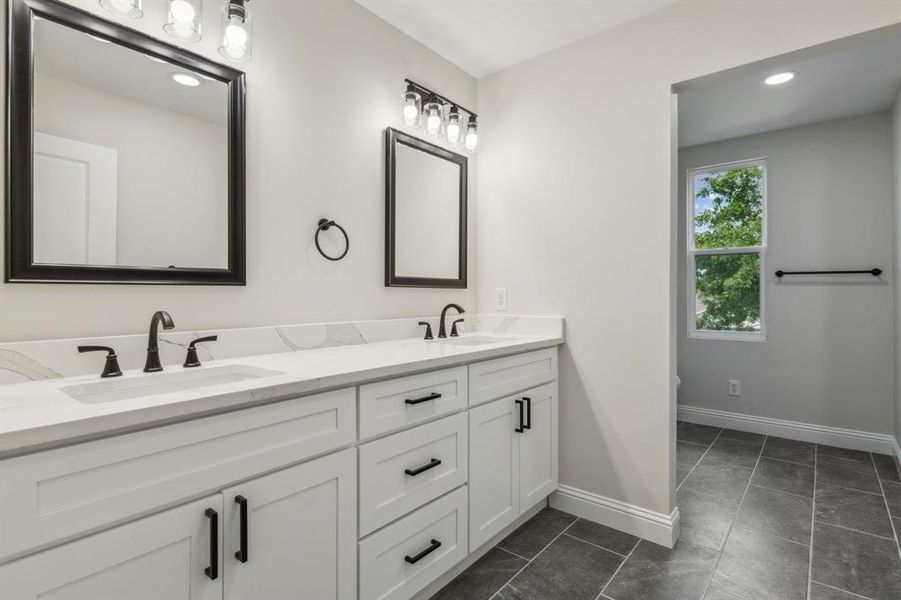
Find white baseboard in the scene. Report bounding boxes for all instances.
[678,405,896,456]
[550,485,679,549]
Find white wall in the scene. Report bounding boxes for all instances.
[34,73,228,268]
[0,0,477,341]
[678,113,894,434]
[894,89,901,447]
[476,2,901,516]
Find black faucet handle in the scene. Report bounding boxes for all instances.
[418,321,434,340]
[450,319,465,337]
[78,345,123,378]
[184,335,218,368]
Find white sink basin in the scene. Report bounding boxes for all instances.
[62,365,283,404]
[433,335,511,346]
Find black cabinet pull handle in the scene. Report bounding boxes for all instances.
[234,495,248,563]
[405,392,441,405]
[405,458,442,476]
[204,508,219,580]
[405,539,442,564]
[523,396,532,430]
[514,399,524,433]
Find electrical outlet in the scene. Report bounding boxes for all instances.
[728,380,741,398]
[495,288,508,311]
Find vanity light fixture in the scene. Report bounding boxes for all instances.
[400,79,479,152]
[764,71,796,86]
[402,83,421,127]
[423,95,442,138]
[99,0,143,19]
[164,0,202,42]
[445,106,462,146]
[171,72,201,87]
[464,116,478,153]
[219,0,253,62]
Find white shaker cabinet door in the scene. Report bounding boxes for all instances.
[0,495,223,600]
[222,448,357,600]
[518,382,558,511]
[468,396,520,551]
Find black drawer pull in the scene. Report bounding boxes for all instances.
[405,392,442,405]
[234,495,249,563]
[523,396,532,430]
[204,508,219,580]
[405,458,442,476]
[405,539,442,564]
[514,399,524,433]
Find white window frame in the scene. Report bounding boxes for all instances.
[687,158,767,341]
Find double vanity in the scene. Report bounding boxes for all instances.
[0,321,562,600]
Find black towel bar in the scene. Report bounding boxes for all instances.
[775,268,881,278]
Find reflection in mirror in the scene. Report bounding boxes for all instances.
[32,17,229,269]
[385,128,467,288]
[394,144,460,279]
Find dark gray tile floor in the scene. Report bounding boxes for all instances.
[430,423,901,600]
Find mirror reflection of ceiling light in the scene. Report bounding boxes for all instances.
[87,34,112,44]
[99,0,143,19]
[764,71,797,86]
[145,54,167,64]
[171,72,201,87]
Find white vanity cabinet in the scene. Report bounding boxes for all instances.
[0,494,224,600]
[0,344,560,600]
[468,382,558,550]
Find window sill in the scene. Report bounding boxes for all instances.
[688,331,767,342]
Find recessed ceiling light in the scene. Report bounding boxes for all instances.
[171,72,201,87]
[764,71,796,86]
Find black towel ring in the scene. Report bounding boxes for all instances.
[315,218,349,261]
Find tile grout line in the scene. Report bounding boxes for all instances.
[677,428,724,492]
[488,516,580,600]
[870,452,901,561]
[698,433,768,598]
[811,519,897,541]
[805,443,818,600]
[596,533,640,600]
[561,532,632,558]
[494,545,530,562]
[809,579,875,600]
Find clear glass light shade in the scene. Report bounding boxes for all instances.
[445,108,462,146]
[99,0,143,18]
[464,119,478,153]
[402,90,421,127]
[424,99,442,138]
[219,1,253,62]
[164,0,202,42]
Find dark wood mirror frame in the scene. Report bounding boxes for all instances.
[385,127,467,289]
[5,0,246,285]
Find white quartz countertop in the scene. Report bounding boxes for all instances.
[0,333,563,457]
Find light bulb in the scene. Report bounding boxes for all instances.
[426,114,441,136]
[445,107,462,146]
[403,103,418,126]
[99,0,142,18]
[464,118,478,152]
[170,0,195,23]
[219,1,253,62]
[446,123,460,143]
[225,20,248,46]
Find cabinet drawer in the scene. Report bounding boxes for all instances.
[0,388,356,561]
[359,413,467,536]
[359,366,467,439]
[359,486,468,600]
[468,348,557,406]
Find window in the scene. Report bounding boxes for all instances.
[687,159,766,340]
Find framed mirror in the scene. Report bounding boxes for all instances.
[6,0,246,284]
[385,128,467,288]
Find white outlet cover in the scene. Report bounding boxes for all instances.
[495,288,508,311]
[728,380,741,397]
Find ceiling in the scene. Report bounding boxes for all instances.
[35,17,227,125]
[678,31,901,148]
[355,0,677,78]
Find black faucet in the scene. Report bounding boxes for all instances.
[437,303,464,338]
[144,310,175,373]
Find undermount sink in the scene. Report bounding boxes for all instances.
[61,365,283,404]
[433,335,511,346]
